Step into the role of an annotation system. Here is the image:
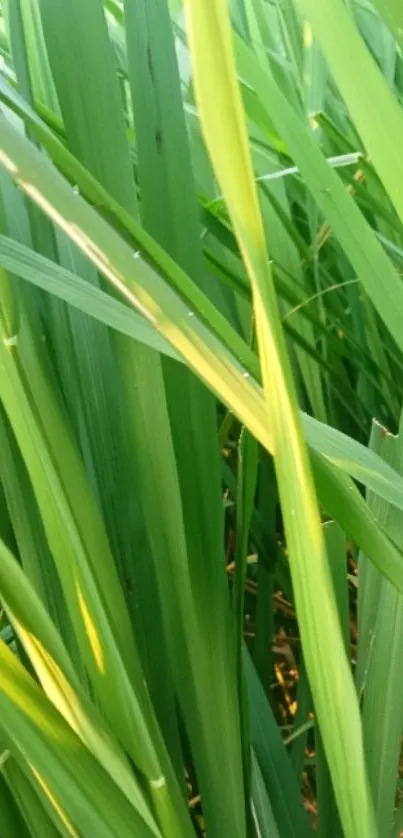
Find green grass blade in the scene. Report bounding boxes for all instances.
[298,0,403,230]
[244,649,313,838]
[38,0,136,213]
[356,421,386,696]
[315,521,349,838]
[2,759,61,838]
[360,415,403,837]
[371,0,403,50]
[125,0,245,836]
[250,749,281,838]
[124,3,247,832]
[0,406,72,651]
[0,772,31,838]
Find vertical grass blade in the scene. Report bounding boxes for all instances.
[360,416,403,837]
[183,1,376,835]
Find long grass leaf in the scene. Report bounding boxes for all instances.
[183,1,375,834]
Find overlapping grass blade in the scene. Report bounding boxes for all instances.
[0,234,180,360]
[183,0,375,835]
[0,636,160,838]
[2,106,403,608]
[2,759,60,838]
[0,112,401,514]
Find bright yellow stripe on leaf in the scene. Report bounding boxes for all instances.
[184,0,266,257]
[304,22,313,48]
[75,583,105,674]
[29,763,79,838]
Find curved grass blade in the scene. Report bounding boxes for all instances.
[0,535,162,831]
[0,234,181,361]
[1,110,403,607]
[0,638,161,838]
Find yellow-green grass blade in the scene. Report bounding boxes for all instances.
[183,2,375,836]
[1,66,392,439]
[0,638,161,838]
[0,74,258,383]
[253,147,327,421]
[0,535,162,832]
[2,759,61,838]
[0,234,180,360]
